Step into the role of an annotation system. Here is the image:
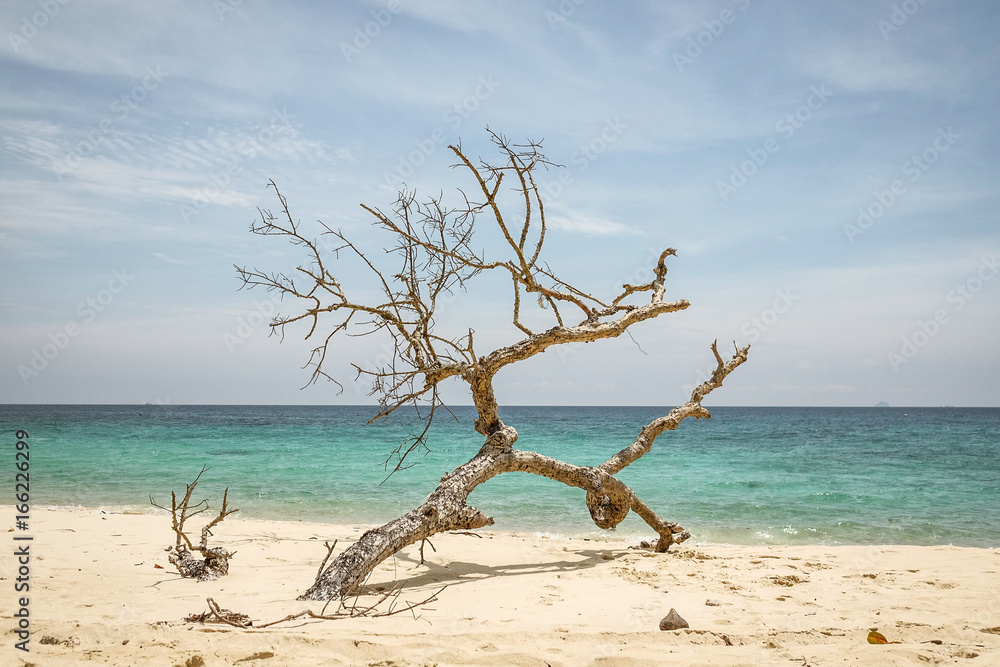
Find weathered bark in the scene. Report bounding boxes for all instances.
[299,432,509,600]
[300,342,748,600]
[170,545,233,581]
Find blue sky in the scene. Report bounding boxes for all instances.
[1,0,998,407]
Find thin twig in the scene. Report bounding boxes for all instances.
[418,537,436,564]
[208,585,449,629]
[315,540,338,584]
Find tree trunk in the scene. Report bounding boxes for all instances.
[299,430,512,600]
[299,423,691,600]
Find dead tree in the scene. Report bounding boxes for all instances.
[150,466,238,581]
[236,130,750,600]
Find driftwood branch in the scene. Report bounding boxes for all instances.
[185,598,253,628]
[238,131,751,602]
[186,585,447,629]
[150,466,238,581]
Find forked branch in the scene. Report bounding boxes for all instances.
[150,466,238,581]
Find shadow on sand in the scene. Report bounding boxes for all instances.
[355,545,625,594]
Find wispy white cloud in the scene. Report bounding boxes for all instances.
[799,44,963,95]
[547,211,642,237]
[152,252,188,265]
[0,231,62,260]
[0,114,333,231]
[643,3,729,56]
[391,1,547,53]
[1,119,67,169]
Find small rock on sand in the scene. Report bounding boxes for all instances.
[659,608,689,631]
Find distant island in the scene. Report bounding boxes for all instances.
[874,401,890,407]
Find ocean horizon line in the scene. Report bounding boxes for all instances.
[3,403,996,409]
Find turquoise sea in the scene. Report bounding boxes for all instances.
[2,405,998,548]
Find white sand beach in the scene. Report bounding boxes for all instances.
[3,506,998,666]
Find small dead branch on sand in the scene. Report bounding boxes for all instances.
[185,585,447,629]
[150,466,238,581]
